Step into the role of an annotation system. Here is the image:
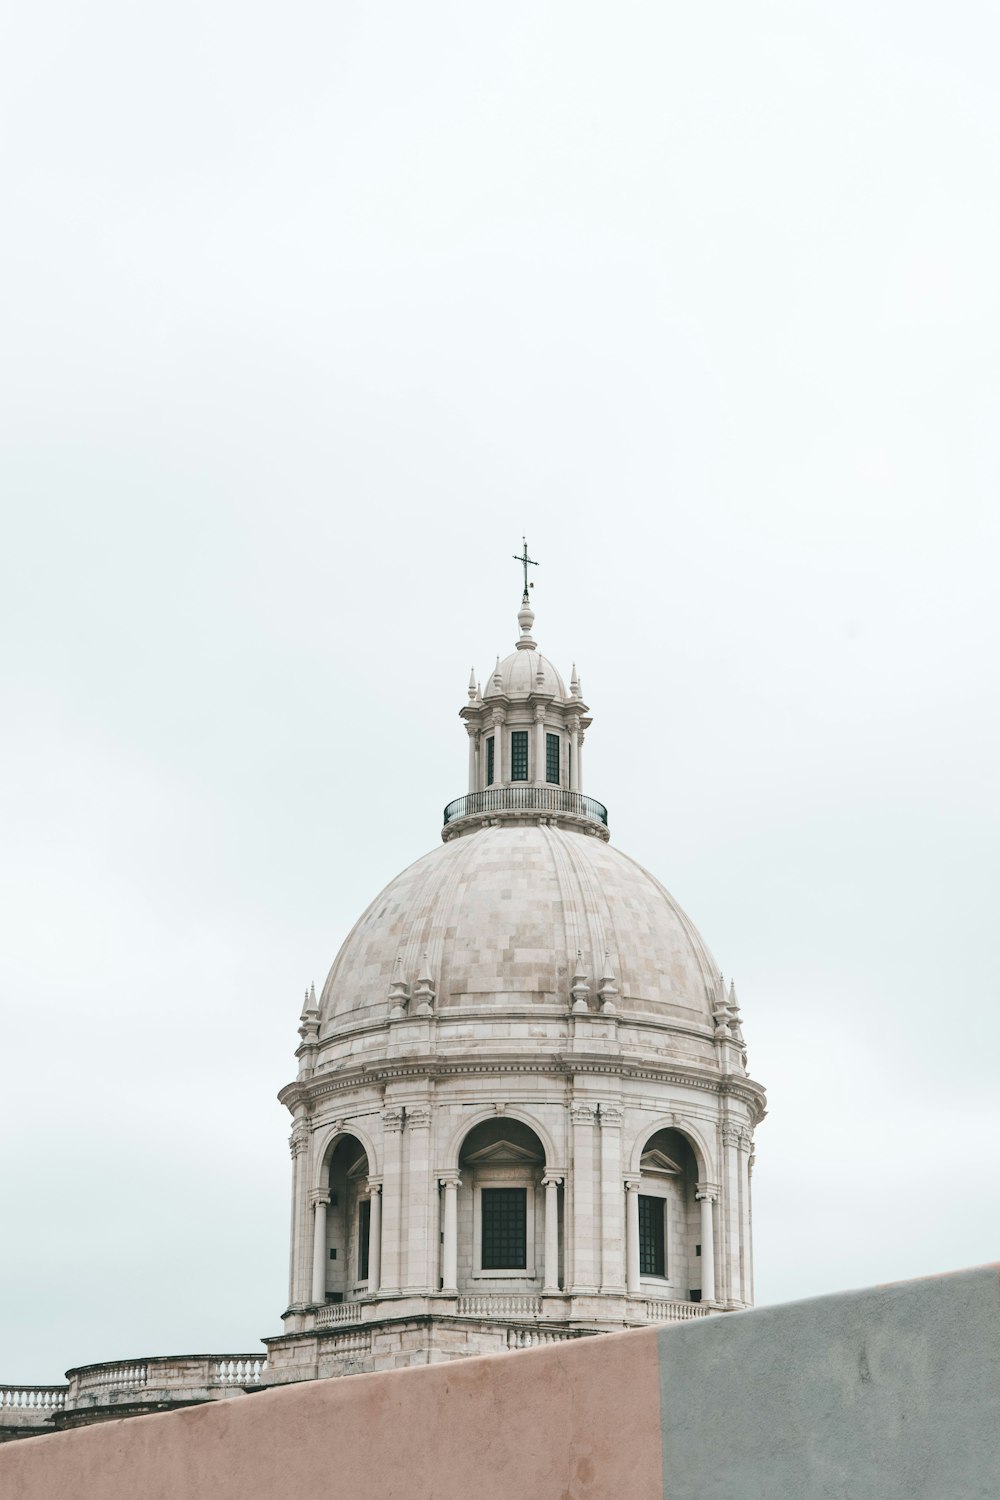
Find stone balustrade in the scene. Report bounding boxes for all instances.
[456,1294,543,1319]
[641,1299,712,1321]
[506,1328,587,1348]
[0,1386,68,1433]
[314,1302,366,1329]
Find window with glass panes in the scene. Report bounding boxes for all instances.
[638,1195,666,1277]
[358,1198,371,1281]
[546,733,560,785]
[510,731,529,781]
[481,1187,527,1269]
[486,736,495,786]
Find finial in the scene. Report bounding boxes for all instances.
[570,663,580,699]
[413,953,436,1015]
[512,536,539,600]
[598,950,618,1014]
[493,655,502,689]
[468,667,477,702]
[570,951,591,1013]
[387,955,409,1019]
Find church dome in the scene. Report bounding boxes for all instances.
[318,822,722,1035]
[482,647,566,700]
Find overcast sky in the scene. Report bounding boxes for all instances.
[2,2,998,1383]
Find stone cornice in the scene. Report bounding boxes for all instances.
[278,1056,767,1123]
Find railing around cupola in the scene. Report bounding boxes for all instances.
[443,786,608,828]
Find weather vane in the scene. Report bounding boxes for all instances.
[513,536,538,598]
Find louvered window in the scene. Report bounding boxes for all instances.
[481,1188,527,1269]
[638,1195,666,1277]
[510,731,529,782]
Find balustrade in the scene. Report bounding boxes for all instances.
[314,1302,365,1329]
[443,786,608,829]
[0,1385,67,1411]
[456,1294,542,1319]
[641,1299,712,1322]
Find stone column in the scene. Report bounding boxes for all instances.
[577,731,585,794]
[467,725,478,795]
[534,706,546,785]
[599,1106,625,1292]
[542,1175,562,1291]
[287,1124,309,1307]
[310,1190,330,1306]
[624,1178,641,1296]
[439,1172,461,1294]
[380,1107,404,1294]
[739,1127,753,1305]
[721,1120,742,1307]
[695,1185,718,1305]
[493,710,505,787]
[568,716,580,793]
[367,1179,382,1295]
[403,1105,433,1293]
[569,1103,598,1293]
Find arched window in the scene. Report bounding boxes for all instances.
[323,1135,373,1303]
[457,1119,546,1285]
[637,1129,700,1300]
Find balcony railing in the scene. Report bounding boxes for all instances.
[443,787,608,828]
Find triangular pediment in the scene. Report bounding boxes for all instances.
[640,1148,683,1176]
[346,1153,369,1180]
[464,1139,543,1166]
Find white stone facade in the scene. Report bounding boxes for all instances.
[266,595,766,1383]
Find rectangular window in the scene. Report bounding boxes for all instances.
[546,733,560,785]
[358,1198,371,1282]
[638,1195,666,1277]
[486,736,495,787]
[510,731,529,782]
[481,1187,527,1269]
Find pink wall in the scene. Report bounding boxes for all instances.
[0,1329,663,1500]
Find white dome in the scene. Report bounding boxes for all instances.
[319,823,722,1033]
[482,646,567,701]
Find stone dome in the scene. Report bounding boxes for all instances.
[318,822,722,1035]
[482,647,567,700]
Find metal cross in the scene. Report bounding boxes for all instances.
[512,537,538,597]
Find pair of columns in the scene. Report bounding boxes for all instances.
[310,1184,382,1306]
[623,1180,717,1304]
[438,1173,562,1294]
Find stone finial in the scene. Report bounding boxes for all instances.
[413,953,436,1015]
[570,663,581,699]
[712,974,734,1037]
[728,980,745,1041]
[387,955,410,1019]
[468,667,478,702]
[298,982,319,1041]
[492,655,502,690]
[516,598,537,651]
[570,952,591,1013]
[597,950,618,1014]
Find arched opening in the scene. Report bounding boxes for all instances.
[456,1119,549,1290]
[321,1134,373,1304]
[636,1128,701,1301]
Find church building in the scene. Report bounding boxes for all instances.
[264,573,766,1384]
[0,565,766,1435]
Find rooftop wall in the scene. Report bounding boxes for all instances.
[2,1263,998,1499]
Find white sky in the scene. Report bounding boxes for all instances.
[2,2,998,1382]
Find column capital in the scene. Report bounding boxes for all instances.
[721,1121,741,1148]
[598,1105,623,1127]
[438,1171,462,1189]
[466,721,479,739]
[534,703,546,721]
[366,1176,383,1194]
[492,707,506,726]
[383,1107,405,1133]
[541,1174,563,1189]
[695,1183,720,1202]
[569,1102,597,1126]
[407,1106,432,1130]
[623,1176,642,1193]
[308,1189,330,1208]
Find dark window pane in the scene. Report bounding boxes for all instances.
[481,1187,527,1269]
[638,1195,666,1277]
[486,736,495,786]
[546,733,560,785]
[510,731,529,782]
[358,1198,371,1281]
